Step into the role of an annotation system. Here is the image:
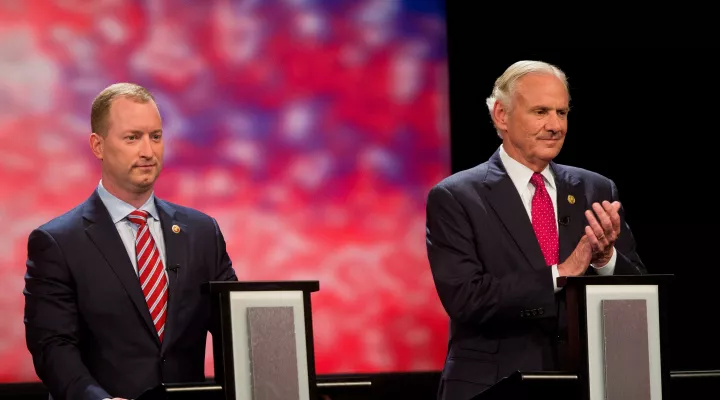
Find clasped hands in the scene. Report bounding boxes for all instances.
[558,200,621,276]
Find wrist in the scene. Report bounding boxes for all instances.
[592,248,614,267]
[557,262,569,277]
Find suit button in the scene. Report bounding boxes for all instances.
[531,309,537,316]
[520,311,525,318]
[539,308,545,315]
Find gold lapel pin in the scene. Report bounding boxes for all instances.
[172,224,181,234]
[567,195,576,204]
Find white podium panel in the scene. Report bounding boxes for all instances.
[228,291,310,400]
[585,284,662,400]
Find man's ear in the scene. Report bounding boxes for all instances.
[492,100,509,132]
[89,133,104,160]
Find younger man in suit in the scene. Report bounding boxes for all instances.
[425,61,646,400]
[24,83,237,400]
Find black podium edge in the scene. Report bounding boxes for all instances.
[207,280,320,293]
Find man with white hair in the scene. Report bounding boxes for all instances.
[425,60,646,399]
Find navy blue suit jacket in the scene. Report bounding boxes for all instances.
[426,150,646,400]
[23,190,237,400]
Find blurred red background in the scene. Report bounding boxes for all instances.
[0,0,450,382]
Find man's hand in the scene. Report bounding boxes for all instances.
[585,201,621,267]
[557,234,592,276]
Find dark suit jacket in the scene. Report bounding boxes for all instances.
[23,190,238,400]
[426,149,646,400]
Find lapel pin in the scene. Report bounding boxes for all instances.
[567,195,576,204]
[172,224,181,234]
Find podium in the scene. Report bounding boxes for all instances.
[209,281,320,400]
[475,274,673,400]
[135,281,320,400]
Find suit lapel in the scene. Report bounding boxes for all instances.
[156,199,188,352]
[483,151,548,271]
[82,191,159,344]
[551,163,586,264]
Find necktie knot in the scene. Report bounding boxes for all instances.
[529,173,545,189]
[128,210,149,227]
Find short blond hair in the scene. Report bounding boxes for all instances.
[486,61,569,138]
[91,83,156,137]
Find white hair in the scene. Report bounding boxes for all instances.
[485,60,569,138]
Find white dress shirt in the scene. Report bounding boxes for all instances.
[498,145,616,293]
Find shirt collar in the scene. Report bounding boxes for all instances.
[498,144,556,193]
[97,180,159,224]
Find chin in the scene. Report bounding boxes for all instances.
[133,176,157,188]
[538,148,561,162]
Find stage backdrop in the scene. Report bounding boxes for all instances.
[0,0,450,382]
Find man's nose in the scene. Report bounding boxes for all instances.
[545,112,563,133]
[138,135,153,158]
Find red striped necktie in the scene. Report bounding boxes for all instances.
[127,210,168,342]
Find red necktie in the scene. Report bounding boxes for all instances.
[529,173,559,266]
[128,210,168,342]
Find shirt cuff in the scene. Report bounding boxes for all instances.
[591,246,617,275]
[552,264,561,293]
